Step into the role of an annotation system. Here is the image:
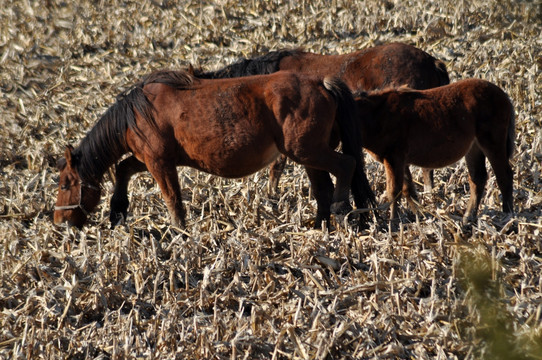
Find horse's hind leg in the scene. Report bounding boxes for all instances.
[146,160,186,228]
[403,167,419,212]
[289,149,355,228]
[304,167,334,228]
[110,156,148,227]
[268,155,287,195]
[330,154,356,214]
[403,167,419,201]
[464,144,488,224]
[483,148,514,215]
[383,157,405,221]
[422,168,435,192]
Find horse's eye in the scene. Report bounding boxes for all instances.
[61,184,69,191]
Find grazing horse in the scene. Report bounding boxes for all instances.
[54,70,375,229]
[353,79,515,223]
[194,42,450,193]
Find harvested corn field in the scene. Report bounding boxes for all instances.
[1,0,541,358]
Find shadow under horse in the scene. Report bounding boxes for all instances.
[53,70,375,229]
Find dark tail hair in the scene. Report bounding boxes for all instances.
[323,77,377,215]
[506,99,515,159]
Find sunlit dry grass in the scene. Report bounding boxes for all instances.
[0,0,541,358]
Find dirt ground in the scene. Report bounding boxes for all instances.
[1,0,541,358]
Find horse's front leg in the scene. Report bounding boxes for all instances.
[146,160,186,228]
[110,156,148,227]
[383,157,405,221]
[304,167,334,228]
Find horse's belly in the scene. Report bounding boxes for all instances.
[194,142,281,178]
[406,138,474,168]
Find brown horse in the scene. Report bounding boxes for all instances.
[194,42,450,193]
[353,79,515,223]
[54,70,375,229]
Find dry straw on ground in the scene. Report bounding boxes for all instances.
[1,0,541,359]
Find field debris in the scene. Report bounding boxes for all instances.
[1,0,541,358]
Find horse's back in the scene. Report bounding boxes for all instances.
[338,42,449,91]
[278,43,449,92]
[444,79,512,121]
[279,52,345,78]
[455,78,509,100]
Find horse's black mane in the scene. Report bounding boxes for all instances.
[193,49,302,79]
[74,69,195,182]
[139,69,194,89]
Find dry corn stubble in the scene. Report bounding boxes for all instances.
[1,0,541,358]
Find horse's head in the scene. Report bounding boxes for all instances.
[53,145,101,228]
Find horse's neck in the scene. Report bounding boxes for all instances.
[75,125,127,184]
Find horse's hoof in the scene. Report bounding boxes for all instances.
[462,215,476,226]
[110,211,126,228]
[331,200,352,215]
[387,217,401,232]
[313,211,331,229]
[170,216,186,229]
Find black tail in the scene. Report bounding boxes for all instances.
[323,77,376,215]
[506,98,515,159]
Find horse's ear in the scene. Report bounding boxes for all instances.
[64,145,75,168]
